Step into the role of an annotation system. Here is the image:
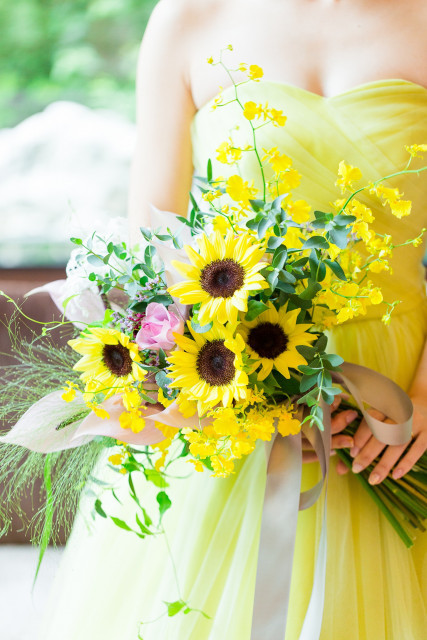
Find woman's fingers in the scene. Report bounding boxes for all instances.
[331,409,358,434]
[392,432,427,479]
[349,409,385,457]
[336,459,349,475]
[367,443,407,484]
[331,433,354,449]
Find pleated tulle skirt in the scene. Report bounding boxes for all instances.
[39,306,427,640]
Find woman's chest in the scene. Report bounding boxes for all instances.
[189,0,427,108]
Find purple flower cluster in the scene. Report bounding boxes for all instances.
[112,309,145,337]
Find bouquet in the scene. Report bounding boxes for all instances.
[1,49,426,631]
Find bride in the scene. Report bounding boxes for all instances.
[40,0,427,638]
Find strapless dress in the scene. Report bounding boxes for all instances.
[39,79,427,640]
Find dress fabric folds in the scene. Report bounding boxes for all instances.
[39,79,427,640]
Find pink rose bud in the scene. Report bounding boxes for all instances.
[135,302,184,351]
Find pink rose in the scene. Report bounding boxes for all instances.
[135,302,184,351]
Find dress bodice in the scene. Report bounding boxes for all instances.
[191,79,427,320]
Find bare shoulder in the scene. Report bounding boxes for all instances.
[145,0,225,42]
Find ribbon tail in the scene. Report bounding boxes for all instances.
[250,431,302,639]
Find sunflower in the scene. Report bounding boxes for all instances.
[238,302,316,380]
[168,230,268,325]
[69,327,145,398]
[168,321,248,415]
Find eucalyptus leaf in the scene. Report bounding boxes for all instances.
[245,300,269,321]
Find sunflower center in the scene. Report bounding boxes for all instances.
[248,322,289,359]
[196,340,236,386]
[102,343,133,377]
[200,259,245,298]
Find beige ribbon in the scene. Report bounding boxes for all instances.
[250,362,413,640]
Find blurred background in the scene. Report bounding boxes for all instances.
[0,0,157,268]
[0,2,157,637]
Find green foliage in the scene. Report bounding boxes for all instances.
[0,0,158,127]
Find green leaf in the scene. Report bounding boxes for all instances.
[272,245,288,270]
[315,334,328,352]
[258,216,272,239]
[302,236,329,250]
[322,353,344,367]
[191,318,213,333]
[327,227,348,249]
[111,517,133,532]
[33,455,54,586]
[324,259,347,281]
[266,269,279,290]
[276,280,295,294]
[299,280,322,300]
[155,370,172,390]
[334,214,356,225]
[70,237,83,245]
[94,499,107,519]
[300,374,319,392]
[267,235,284,249]
[296,344,316,359]
[207,158,213,182]
[135,512,151,536]
[279,270,296,284]
[245,300,269,321]
[157,491,172,518]
[87,254,104,266]
[144,468,169,488]
[249,199,266,213]
[140,264,156,278]
[165,600,186,617]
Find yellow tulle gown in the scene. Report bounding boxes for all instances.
[39,80,427,640]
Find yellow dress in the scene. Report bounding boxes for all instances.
[40,80,427,640]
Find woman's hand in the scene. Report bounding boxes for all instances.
[336,397,427,484]
[302,396,358,463]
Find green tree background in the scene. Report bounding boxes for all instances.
[0,0,158,127]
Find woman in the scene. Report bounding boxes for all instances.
[41,0,427,638]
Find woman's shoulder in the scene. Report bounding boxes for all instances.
[147,0,226,34]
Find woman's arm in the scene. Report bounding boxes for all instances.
[128,0,196,237]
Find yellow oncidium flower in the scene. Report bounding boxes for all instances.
[202,188,223,203]
[238,302,316,381]
[86,401,110,420]
[268,108,287,127]
[371,183,412,219]
[248,64,264,81]
[169,230,268,325]
[263,147,292,174]
[276,168,302,193]
[119,409,145,433]
[226,174,258,206]
[168,321,248,416]
[405,143,427,158]
[61,380,79,403]
[274,406,302,437]
[243,101,263,120]
[216,140,243,164]
[336,161,362,193]
[212,214,232,234]
[334,198,375,224]
[69,327,145,399]
[368,288,383,305]
[286,199,311,224]
[151,422,178,470]
[188,458,205,473]
[211,455,235,477]
[368,259,391,274]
